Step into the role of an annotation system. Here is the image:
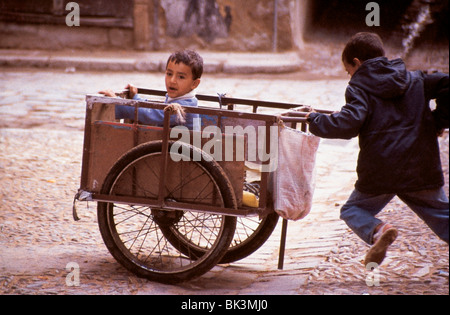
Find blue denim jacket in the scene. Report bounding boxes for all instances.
[115,93,201,131]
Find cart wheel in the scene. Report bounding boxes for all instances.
[162,189,279,263]
[221,211,279,263]
[97,141,237,284]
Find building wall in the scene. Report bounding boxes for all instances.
[1,0,447,51]
[0,0,134,49]
[0,0,296,51]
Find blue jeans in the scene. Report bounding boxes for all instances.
[340,188,449,245]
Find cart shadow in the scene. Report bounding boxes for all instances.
[77,253,258,293]
[174,265,262,292]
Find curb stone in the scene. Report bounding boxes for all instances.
[0,49,302,74]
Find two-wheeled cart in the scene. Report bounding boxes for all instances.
[74,89,331,284]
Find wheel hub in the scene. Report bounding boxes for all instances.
[151,206,184,227]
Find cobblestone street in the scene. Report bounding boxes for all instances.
[1,67,448,295]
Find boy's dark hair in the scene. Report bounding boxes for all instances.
[342,32,385,66]
[167,49,204,80]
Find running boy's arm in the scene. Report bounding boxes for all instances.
[307,86,369,139]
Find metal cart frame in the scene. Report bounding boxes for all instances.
[74,88,331,284]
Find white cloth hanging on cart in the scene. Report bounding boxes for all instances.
[270,126,320,221]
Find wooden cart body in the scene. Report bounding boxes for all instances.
[79,92,309,216]
[76,89,331,277]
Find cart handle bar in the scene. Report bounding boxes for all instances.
[134,88,334,114]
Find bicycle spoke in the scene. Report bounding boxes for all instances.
[98,145,236,282]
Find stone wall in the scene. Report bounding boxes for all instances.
[156,0,295,51]
[0,0,297,52]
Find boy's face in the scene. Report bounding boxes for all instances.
[165,60,200,99]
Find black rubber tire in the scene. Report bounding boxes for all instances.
[221,211,279,263]
[97,140,237,284]
[162,190,279,263]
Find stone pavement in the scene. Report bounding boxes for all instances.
[0,128,358,296]
[1,67,448,295]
